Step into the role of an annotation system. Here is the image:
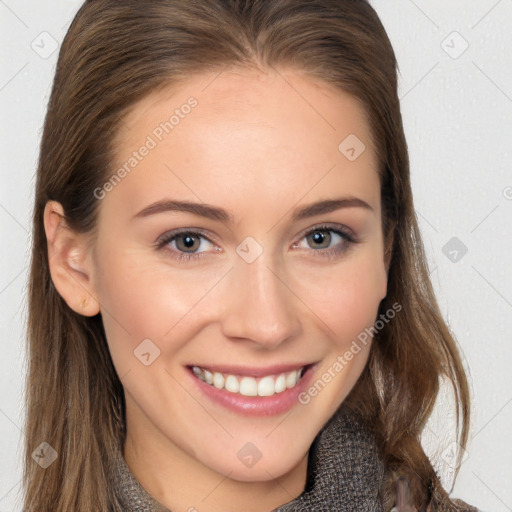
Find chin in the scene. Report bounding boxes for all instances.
[199,440,309,483]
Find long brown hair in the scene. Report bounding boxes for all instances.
[24,1,471,510]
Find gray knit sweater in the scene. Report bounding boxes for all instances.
[110,407,478,511]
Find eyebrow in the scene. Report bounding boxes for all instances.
[132,197,373,224]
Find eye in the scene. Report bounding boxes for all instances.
[156,229,218,262]
[156,223,358,263]
[292,224,357,258]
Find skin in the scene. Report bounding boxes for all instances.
[44,66,388,512]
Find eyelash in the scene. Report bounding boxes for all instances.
[155,223,359,263]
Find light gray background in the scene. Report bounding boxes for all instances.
[1,1,511,511]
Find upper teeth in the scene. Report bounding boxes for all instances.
[191,366,305,396]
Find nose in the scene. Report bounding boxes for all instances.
[220,252,302,349]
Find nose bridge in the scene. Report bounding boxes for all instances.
[220,248,301,347]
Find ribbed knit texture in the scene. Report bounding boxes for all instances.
[110,406,478,511]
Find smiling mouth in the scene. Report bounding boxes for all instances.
[189,365,309,397]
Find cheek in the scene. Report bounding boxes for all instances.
[302,257,386,346]
[95,236,386,361]
[92,246,214,367]
[93,242,240,386]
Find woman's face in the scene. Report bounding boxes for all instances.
[91,67,387,483]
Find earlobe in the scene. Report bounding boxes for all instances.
[44,200,100,317]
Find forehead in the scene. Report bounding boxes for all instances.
[119,67,375,153]
[105,67,380,221]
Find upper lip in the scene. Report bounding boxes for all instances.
[188,362,315,377]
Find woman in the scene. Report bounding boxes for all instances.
[24,1,479,510]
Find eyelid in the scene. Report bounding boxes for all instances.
[155,227,217,246]
[294,222,357,243]
[155,222,359,262]
[156,223,357,246]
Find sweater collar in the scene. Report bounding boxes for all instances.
[111,406,385,511]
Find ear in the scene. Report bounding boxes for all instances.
[44,200,100,317]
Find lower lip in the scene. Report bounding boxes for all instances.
[187,365,316,417]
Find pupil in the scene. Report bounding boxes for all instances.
[314,232,326,244]
[311,230,330,248]
[183,235,196,248]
